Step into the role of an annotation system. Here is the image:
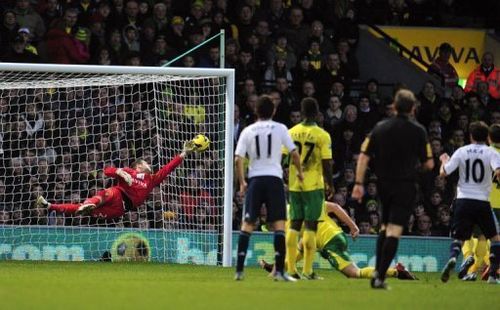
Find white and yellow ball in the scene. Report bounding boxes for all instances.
[192,134,210,152]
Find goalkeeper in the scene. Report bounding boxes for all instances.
[260,201,417,280]
[36,140,200,219]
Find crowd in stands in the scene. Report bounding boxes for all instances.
[0,0,499,237]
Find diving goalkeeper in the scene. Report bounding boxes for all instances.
[36,140,199,220]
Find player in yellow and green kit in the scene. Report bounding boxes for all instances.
[260,201,417,280]
[460,124,500,280]
[285,97,334,279]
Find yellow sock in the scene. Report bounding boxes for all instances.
[359,267,375,278]
[357,267,397,279]
[472,238,488,272]
[462,238,474,258]
[296,251,303,263]
[286,229,299,274]
[386,268,398,277]
[484,240,491,266]
[302,230,316,275]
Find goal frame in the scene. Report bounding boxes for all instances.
[0,62,235,267]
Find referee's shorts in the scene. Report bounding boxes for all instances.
[243,176,286,223]
[378,180,417,226]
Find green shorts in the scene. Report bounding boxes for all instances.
[289,190,324,221]
[319,233,352,271]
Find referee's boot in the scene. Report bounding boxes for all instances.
[440,257,456,283]
[370,271,389,290]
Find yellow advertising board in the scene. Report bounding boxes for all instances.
[370,26,486,80]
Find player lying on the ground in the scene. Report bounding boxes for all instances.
[36,138,204,220]
[259,201,417,280]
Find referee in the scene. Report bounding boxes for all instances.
[352,89,434,289]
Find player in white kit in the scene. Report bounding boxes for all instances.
[439,121,500,284]
[234,95,303,281]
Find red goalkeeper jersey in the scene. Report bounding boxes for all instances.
[103,155,183,208]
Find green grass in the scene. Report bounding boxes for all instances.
[0,261,498,310]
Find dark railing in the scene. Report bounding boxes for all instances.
[367,24,446,86]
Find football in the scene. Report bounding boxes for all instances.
[192,134,210,152]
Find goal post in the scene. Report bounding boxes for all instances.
[0,63,234,266]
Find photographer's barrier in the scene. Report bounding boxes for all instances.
[0,226,453,272]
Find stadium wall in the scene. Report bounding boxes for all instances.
[0,227,453,272]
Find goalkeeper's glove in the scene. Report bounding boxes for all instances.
[116,168,133,186]
[182,140,196,155]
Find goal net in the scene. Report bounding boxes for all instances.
[0,63,234,266]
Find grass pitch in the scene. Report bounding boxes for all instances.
[0,261,498,310]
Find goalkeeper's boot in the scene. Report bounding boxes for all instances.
[462,272,477,281]
[76,203,96,216]
[395,263,418,280]
[458,255,475,279]
[273,272,297,282]
[234,272,244,281]
[36,196,50,209]
[440,257,456,283]
[259,259,274,273]
[302,272,323,280]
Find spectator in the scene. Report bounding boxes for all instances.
[414,214,433,237]
[2,35,40,63]
[40,0,62,29]
[264,54,293,89]
[309,20,335,55]
[46,8,89,64]
[465,52,500,99]
[13,0,46,42]
[417,80,442,128]
[0,10,20,51]
[282,6,310,56]
[17,28,37,60]
[266,33,297,71]
[428,42,459,91]
[324,95,343,130]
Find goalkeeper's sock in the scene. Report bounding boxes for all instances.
[302,230,316,276]
[375,230,386,270]
[236,231,251,273]
[377,236,399,282]
[274,230,286,274]
[286,229,299,275]
[49,203,80,214]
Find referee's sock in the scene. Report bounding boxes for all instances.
[274,230,286,274]
[449,240,462,260]
[489,241,500,278]
[377,236,399,281]
[236,231,251,273]
[375,230,386,271]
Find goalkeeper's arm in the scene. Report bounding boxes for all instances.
[104,167,133,186]
[151,140,195,187]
